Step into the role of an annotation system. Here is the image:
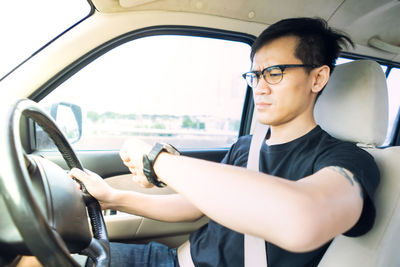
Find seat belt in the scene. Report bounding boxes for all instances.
[244,121,269,267]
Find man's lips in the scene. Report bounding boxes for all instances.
[255,101,272,109]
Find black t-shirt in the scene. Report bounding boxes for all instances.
[189,126,380,267]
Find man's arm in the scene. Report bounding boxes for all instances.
[106,191,204,222]
[154,152,364,252]
[69,168,203,222]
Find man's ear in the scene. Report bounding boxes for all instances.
[311,65,330,94]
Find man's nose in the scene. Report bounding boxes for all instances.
[253,77,272,95]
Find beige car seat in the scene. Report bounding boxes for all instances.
[315,60,400,266]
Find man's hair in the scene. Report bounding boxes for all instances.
[250,17,354,74]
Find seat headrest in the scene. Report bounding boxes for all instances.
[315,60,388,147]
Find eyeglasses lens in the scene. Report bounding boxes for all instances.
[245,73,258,88]
[245,67,284,88]
[265,67,283,84]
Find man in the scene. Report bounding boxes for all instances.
[70,17,379,267]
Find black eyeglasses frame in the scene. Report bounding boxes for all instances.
[242,64,319,87]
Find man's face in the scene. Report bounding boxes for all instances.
[252,35,317,127]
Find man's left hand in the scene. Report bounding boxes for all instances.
[119,138,153,188]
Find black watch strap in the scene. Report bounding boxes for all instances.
[143,143,180,187]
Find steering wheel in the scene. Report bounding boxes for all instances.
[0,99,110,267]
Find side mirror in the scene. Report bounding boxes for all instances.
[50,102,82,144]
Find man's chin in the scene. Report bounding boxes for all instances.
[256,115,273,126]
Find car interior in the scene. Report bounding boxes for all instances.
[0,0,399,266]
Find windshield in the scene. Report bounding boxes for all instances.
[0,0,91,79]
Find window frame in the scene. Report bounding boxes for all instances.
[341,52,400,72]
[0,2,95,82]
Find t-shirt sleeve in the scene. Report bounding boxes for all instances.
[220,135,252,166]
[314,143,380,237]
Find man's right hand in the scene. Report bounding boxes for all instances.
[69,168,116,210]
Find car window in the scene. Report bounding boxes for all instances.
[336,57,388,72]
[384,67,400,145]
[37,35,250,151]
[0,0,90,79]
[336,58,354,65]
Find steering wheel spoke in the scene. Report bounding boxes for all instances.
[81,237,110,267]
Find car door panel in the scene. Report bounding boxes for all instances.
[105,213,209,248]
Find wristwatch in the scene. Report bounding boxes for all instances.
[142,142,180,187]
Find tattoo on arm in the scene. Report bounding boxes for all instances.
[329,166,364,200]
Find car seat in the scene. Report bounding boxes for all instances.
[314,60,400,266]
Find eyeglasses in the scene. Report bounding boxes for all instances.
[242,64,319,88]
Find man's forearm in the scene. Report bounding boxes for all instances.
[107,190,203,222]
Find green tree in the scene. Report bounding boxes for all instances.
[87,111,100,123]
[153,122,166,129]
[182,115,196,129]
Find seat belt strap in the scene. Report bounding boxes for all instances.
[244,122,269,267]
